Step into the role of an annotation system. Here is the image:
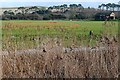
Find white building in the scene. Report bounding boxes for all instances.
[110,12,115,20]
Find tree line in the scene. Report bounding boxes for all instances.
[1,3,120,20]
[98,3,120,11]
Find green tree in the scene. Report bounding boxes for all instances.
[111,3,116,11]
[62,4,67,8]
[107,3,112,11]
[105,4,109,11]
[116,4,120,11]
[48,6,53,10]
[98,5,102,10]
[78,4,84,9]
[69,4,78,11]
[101,4,106,10]
[3,10,14,15]
[28,6,39,13]
[18,7,26,14]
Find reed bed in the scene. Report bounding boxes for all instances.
[1,21,119,78]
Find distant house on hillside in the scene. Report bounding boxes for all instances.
[110,12,115,20]
[95,11,116,21]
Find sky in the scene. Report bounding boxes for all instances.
[0,0,119,8]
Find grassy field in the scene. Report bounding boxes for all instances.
[2,20,118,50]
[1,20,119,78]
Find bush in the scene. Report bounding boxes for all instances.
[94,12,111,21]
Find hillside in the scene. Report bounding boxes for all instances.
[0,6,48,15]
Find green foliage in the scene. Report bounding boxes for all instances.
[95,12,111,21]
[1,3,120,20]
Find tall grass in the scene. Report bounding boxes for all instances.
[2,21,119,78]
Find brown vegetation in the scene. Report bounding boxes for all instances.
[2,36,119,78]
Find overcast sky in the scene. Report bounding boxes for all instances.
[0,0,119,2]
[0,0,119,8]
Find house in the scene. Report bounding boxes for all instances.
[110,12,115,20]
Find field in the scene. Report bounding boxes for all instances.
[2,20,118,49]
[1,20,119,78]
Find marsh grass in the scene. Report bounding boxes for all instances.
[1,20,119,78]
[2,21,118,50]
